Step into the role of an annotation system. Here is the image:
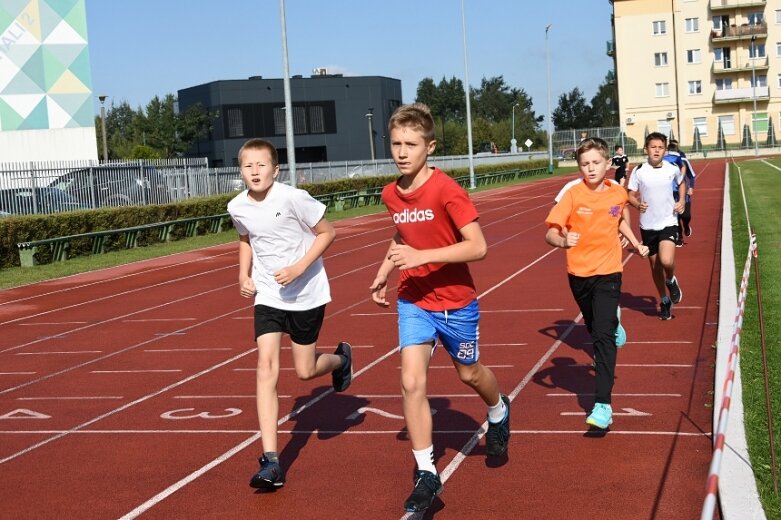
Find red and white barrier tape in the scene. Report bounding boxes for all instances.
[701,234,757,520]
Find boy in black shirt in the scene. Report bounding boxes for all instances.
[611,145,629,186]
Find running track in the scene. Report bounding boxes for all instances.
[0,162,723,519]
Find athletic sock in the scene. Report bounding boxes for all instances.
[661,296,671,305]
[412,446,436,474]
[487,397,507,423]
[263,451,279,463]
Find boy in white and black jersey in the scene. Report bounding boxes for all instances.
[610,145,630,186]
[626,132,686,320]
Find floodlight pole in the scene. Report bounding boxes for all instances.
[461,0,476,189]
[98,95,108,162]
[366,108,376,161]
[545,24,554,173]
[511,103,519,153]
[280,0,297,186]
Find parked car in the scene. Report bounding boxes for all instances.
[47,165,171,208]
[0,187,87,216]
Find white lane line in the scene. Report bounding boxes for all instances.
[143,348,233,353]
[17,396,124,401]
[583,340,692,345]
[19,321,89,325]
[546,393,681,397]
[91,370,183,374]
[0,428,712,437]
[123,318,197,322]
[408,365,514,370]
[482,309,565,313]
[153,333,186,336]
[172,395,281,399]
[15,351,102,355]
[0,372,36,375]
[567,363,694,368]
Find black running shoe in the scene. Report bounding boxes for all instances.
[485,394,511,457]
[332,341,353,392]
[659,299,672,320]
[666,276,682,304]
[249,455,285,489]
[403,470,443,512]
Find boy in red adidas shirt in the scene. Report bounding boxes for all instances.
[545,137,648,430]
[369,103,509,513]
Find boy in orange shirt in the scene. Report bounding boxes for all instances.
[545,137,649,429]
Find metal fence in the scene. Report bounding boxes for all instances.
[0,151,547,217]
[552,126,629,158]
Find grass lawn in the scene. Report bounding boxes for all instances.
[730,158,781,518]
[0,167,578,290]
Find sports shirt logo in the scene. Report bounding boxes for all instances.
[392,208,435,224]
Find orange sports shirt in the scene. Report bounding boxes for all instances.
[545,179,628,277]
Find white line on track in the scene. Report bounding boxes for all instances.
[546,393,681,397]
[123,318,197,322]
[567,363,694,368]
[18,321,89,325]
[17,396,124,400]
[0,429,710,437]
[91,369,183,374]
[0,372,36,375]
[15,351,102,355]
[143,348,233,353]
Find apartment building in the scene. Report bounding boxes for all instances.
[609,0,779,148]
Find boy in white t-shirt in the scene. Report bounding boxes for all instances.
[626,132,686,320]
[227,138,353,490]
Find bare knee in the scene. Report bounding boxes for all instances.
[401,372,427,398]
[295,368,317,381]
[456,364,481,388]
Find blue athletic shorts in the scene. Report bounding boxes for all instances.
[397,298,480,365]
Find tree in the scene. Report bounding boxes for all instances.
[552,87,592,130]
[472,76,514,123]
[415,78,439,113]
[589,72,618,127]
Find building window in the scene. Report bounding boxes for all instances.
[778,74,781,88]
[273,107,285,135]
[718,115,735,135]
[713,16,723,31]
[687,49,701,63]
[776,42,781,57]
[751,75,768,87]
[657,119,672,135]
[748,12,764,26]
[227,108,244,138]
[685,18,699,32]
[688,80,702,94]
[749,43,766,59]
[693,117,708,136]
[309,105,325,133]
[655,82,670,97]
[653,20,667,35]
[654,52,668,66]
[752,112,768,133]
[776,10,781,24]
[715,78,733,90]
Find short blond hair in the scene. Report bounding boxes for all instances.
[238,138,278,166]
[576,137,610,161]
[388,103,435,142]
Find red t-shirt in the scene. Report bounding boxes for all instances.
[382,167,478,311]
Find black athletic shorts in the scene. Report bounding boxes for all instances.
[640,226,679,257]
[253,304,326,345]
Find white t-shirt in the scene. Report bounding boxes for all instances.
[227,182,331,310]
[627,161,684,230]
[554,178,583,203]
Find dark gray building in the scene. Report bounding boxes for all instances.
[178,73,402,167]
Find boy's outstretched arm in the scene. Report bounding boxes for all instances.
[386,221,487,270]
[238,235,256,298]
[273,217,335,287]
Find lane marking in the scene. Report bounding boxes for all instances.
[0,429,712,437]
[91,370,182,374]
[160,408,242,420]
[567,363,694,368]
[19,321,88,325]
[0,372,36,375]
[143,348,233,353]
[346,407,407,421]
[123,318,197,322]
[546,393,681,397]
[17,396,123,401]
[15,351,102,355]
[0,409,51,419]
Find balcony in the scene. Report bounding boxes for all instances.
[710,0,766,11]
[606,39,615,57]
[714,85,769,104]
[711,22,767,42]
[712,56,769,74]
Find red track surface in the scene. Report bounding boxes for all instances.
[0,162,723,519]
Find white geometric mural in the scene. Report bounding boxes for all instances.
[0,0,93,131]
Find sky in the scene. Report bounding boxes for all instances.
[85,0,615,126]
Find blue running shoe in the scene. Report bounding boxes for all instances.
[249,455,285,489]
[615,306,627,349]
[586,403,613,430]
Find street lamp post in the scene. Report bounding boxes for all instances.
[511,103,519,153]
[461,0,476,189]
[365,108,376,161]
[545,24,554,173]
[98,95,108,162]
[751,34,758,156]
